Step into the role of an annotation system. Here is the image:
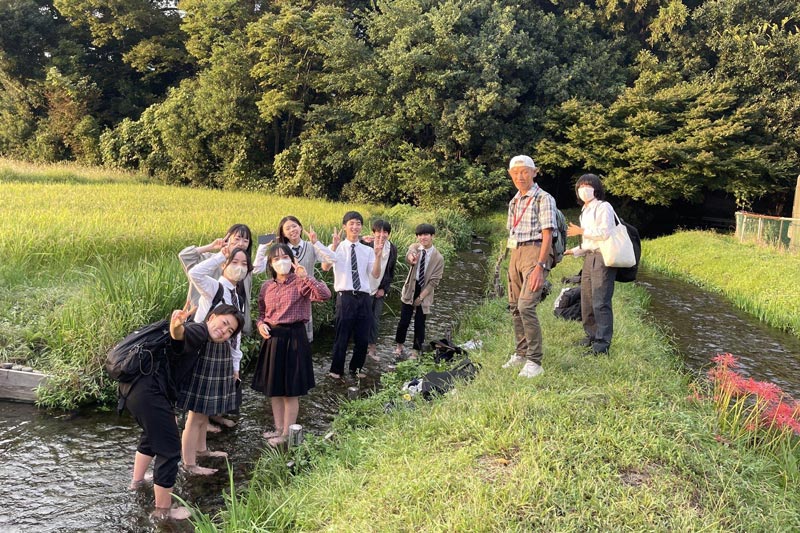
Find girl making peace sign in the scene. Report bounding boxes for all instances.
[251,243,331,446]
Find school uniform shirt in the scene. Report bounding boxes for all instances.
[256,273,331,327]
[179,245,253,335]
[400,244,444,314]
[328,239,376,293]
[188,252,245,372]
[253,240,334,277]
[568,199,616,256]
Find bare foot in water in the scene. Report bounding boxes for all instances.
[268,435,287,447]
[196,449,228,459]
[206,423,222,434]
[151,506,191,521]
[210,415,237,428]
[182,464,217,475]
[263,430,282,439]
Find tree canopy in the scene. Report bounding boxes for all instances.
[1,0,798,214]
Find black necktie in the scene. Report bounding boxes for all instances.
[418,249,427,288]
[351,243,361,291]
[229,288,241,312]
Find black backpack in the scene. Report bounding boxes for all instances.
[551,208,568,266]
[429,338,466,363]
[107,284,226,384]
[553,286,582,321]
[614,220,641,283]
[105,319,171,383]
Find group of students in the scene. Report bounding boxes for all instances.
[503,154,621,380]
[123,211,444,520]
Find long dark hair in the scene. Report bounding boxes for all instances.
[223,247,253,274]
[277,216,303,244]
[226,223,253,257]
[266,243,296,279]
[575,173,606,202]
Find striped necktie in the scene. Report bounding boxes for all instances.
[351,243,361,291]
[229,288,241,312]
[418,249,427,288]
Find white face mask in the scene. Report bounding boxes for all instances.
[225,264,248,282]
[272,258,292,275]
[578,186,595,203]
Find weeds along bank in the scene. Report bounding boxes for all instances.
[0,159,471,409]
[197,252,800,531]
[643,230,800,336]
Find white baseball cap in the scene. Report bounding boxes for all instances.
[508,155,537,170]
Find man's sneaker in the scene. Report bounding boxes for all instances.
[502,354,526,368]
[518,361,544,378]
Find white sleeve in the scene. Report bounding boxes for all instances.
[231,333,242,372]
[189,253,226,298]
[313,241,335,264]
[253,243,269,275]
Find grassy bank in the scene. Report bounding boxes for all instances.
[1,160,470,409]
[196,255,800,531]
[642,230,800,336]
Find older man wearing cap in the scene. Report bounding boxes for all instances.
[503,155,557,378]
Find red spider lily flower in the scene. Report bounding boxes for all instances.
[712,353,739,368]
[708,367,745,396]
[739,378,784,403]
[763,402,800,436]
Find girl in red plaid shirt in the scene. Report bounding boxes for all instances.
[251,243,331,446]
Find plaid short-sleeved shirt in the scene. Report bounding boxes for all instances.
[507,184,557,241]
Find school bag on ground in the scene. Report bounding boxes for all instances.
[553,287,582,321]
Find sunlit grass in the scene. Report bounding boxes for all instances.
[642,230,800,336]
[193,259,800,531]
[1,160,470,408]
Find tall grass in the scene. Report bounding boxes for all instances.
[192,258,800,531]
[642,230,800,335]
[2,159,472,409]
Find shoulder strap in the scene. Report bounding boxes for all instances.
[210,283,226,311]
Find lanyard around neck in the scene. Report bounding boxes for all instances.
[511,191,536,231]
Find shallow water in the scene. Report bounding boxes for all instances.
[0,242,490,532]
[637,269,800,397]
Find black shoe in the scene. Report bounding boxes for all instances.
[591,343,609,355]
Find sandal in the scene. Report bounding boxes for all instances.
[196,449,228,459]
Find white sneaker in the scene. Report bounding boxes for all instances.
[502,354,526,368]
[518,361,544,378]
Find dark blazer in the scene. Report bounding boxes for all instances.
[361,239,398,294]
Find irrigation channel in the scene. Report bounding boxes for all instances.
[0,240,490,532]
[637,270,800,399]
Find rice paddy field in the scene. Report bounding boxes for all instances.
[0,159,470,409]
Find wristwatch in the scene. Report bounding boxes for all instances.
[537,262,550,271]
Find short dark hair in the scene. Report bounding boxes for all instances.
[415,223,435,236]
[342,211,363,225]
[223,247,253,274]
[372,219,392,234]
[266,242,295,279]
[575,173,606,202]
[206,304,245,338]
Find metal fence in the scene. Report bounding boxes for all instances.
[735,211,800,250]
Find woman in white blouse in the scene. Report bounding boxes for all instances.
[565,174,617,355]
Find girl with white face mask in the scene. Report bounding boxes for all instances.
[564,174,618,355]
[178,224,253,434]
[183,246,253,471]
[251,243,331,447]
[253,215,335,343]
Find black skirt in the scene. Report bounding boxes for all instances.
[251,322,315,397]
